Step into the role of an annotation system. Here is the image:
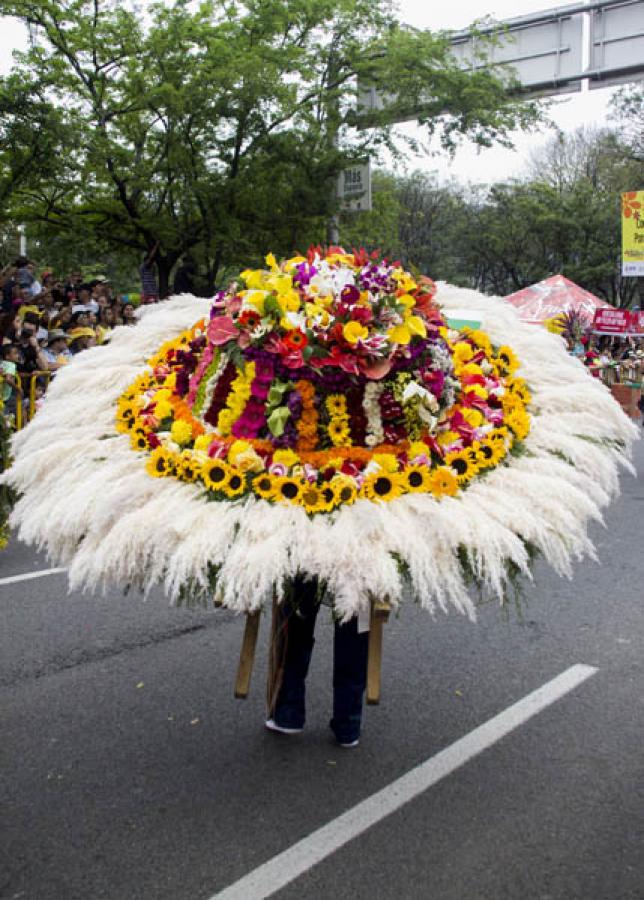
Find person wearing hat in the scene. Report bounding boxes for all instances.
[67,327,97,354]
[42,329,72,371]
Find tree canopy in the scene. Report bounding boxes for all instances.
[0,0,540,292]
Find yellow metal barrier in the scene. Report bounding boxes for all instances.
[13,371,52,430]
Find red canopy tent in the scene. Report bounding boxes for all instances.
[504,275,612,325]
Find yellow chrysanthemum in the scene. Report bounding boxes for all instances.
[201,459,232,491]
[155,400,172,420]
[170,419,193,447]
[360,471,404,502]
[428,466,459,498]
[372,453,399,473]
[194,434,214,452]
[216,409,235,435]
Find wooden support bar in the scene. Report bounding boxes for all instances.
[234,610,261,699]
[366,598,391,706]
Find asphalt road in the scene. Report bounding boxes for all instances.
[1,436,643,900]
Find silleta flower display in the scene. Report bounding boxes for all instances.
[4,249,638,622]
[116,249,532,512]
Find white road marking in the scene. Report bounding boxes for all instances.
[211,664,598,900]
[0,567,67,586]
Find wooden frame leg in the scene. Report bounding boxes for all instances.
[366,598,391,706]
[234,610,260,699]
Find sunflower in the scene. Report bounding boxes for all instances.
[488,427,509,445]
[331,477,357,507]
[178,454,199,482]
[495,345,520,375]
[402,465,432,493]
[272,475,305,504]
[300,483,332,514]
[428,466,459,498]
[221,468,246,498]
[445,449,479,484]
[145,448,173,478]
[320,484,338,510]
[360,471,404,502]
[130,431,150,452]
[475,442,496,468]
[506,410,530,441]
[327,418,351,446]
[481,439,507,466]
[252,473,275,501]
[325,395,347,417]
[201,459,232,491]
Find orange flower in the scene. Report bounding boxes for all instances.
[622,192,641,219]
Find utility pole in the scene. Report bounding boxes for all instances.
[325,36,342,246]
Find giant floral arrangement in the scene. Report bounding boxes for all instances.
[116,248,531,514]
[3,247,637,620]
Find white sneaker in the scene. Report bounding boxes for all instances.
[338,738,360,747]
[265,718,303,735]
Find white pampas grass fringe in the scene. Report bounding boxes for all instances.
[3,288,638,622]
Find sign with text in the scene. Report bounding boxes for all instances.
[622,191,644,277]
[338,161,372,212]
[592,307,631,334]
[630,310,644,334]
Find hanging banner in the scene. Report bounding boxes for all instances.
[592,307,631,334]
[622,191,644,276]
[630,310,644,334]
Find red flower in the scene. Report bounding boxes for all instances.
[239,309,260,328]
[283,329,308,351]
[147,433,161,449]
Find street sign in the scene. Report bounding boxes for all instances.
[357,0,644,126]
[450,9,584,96]
[622,191,644,277]
[589,0,644,89]
[338,161,372,212]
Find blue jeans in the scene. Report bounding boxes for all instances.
[272,577,369,744]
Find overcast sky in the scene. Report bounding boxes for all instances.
[0,1,615,185]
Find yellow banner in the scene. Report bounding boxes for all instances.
[622,191,644,276]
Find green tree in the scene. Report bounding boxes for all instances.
[0,0,540,293]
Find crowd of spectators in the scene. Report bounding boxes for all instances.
[0,257,144,425]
